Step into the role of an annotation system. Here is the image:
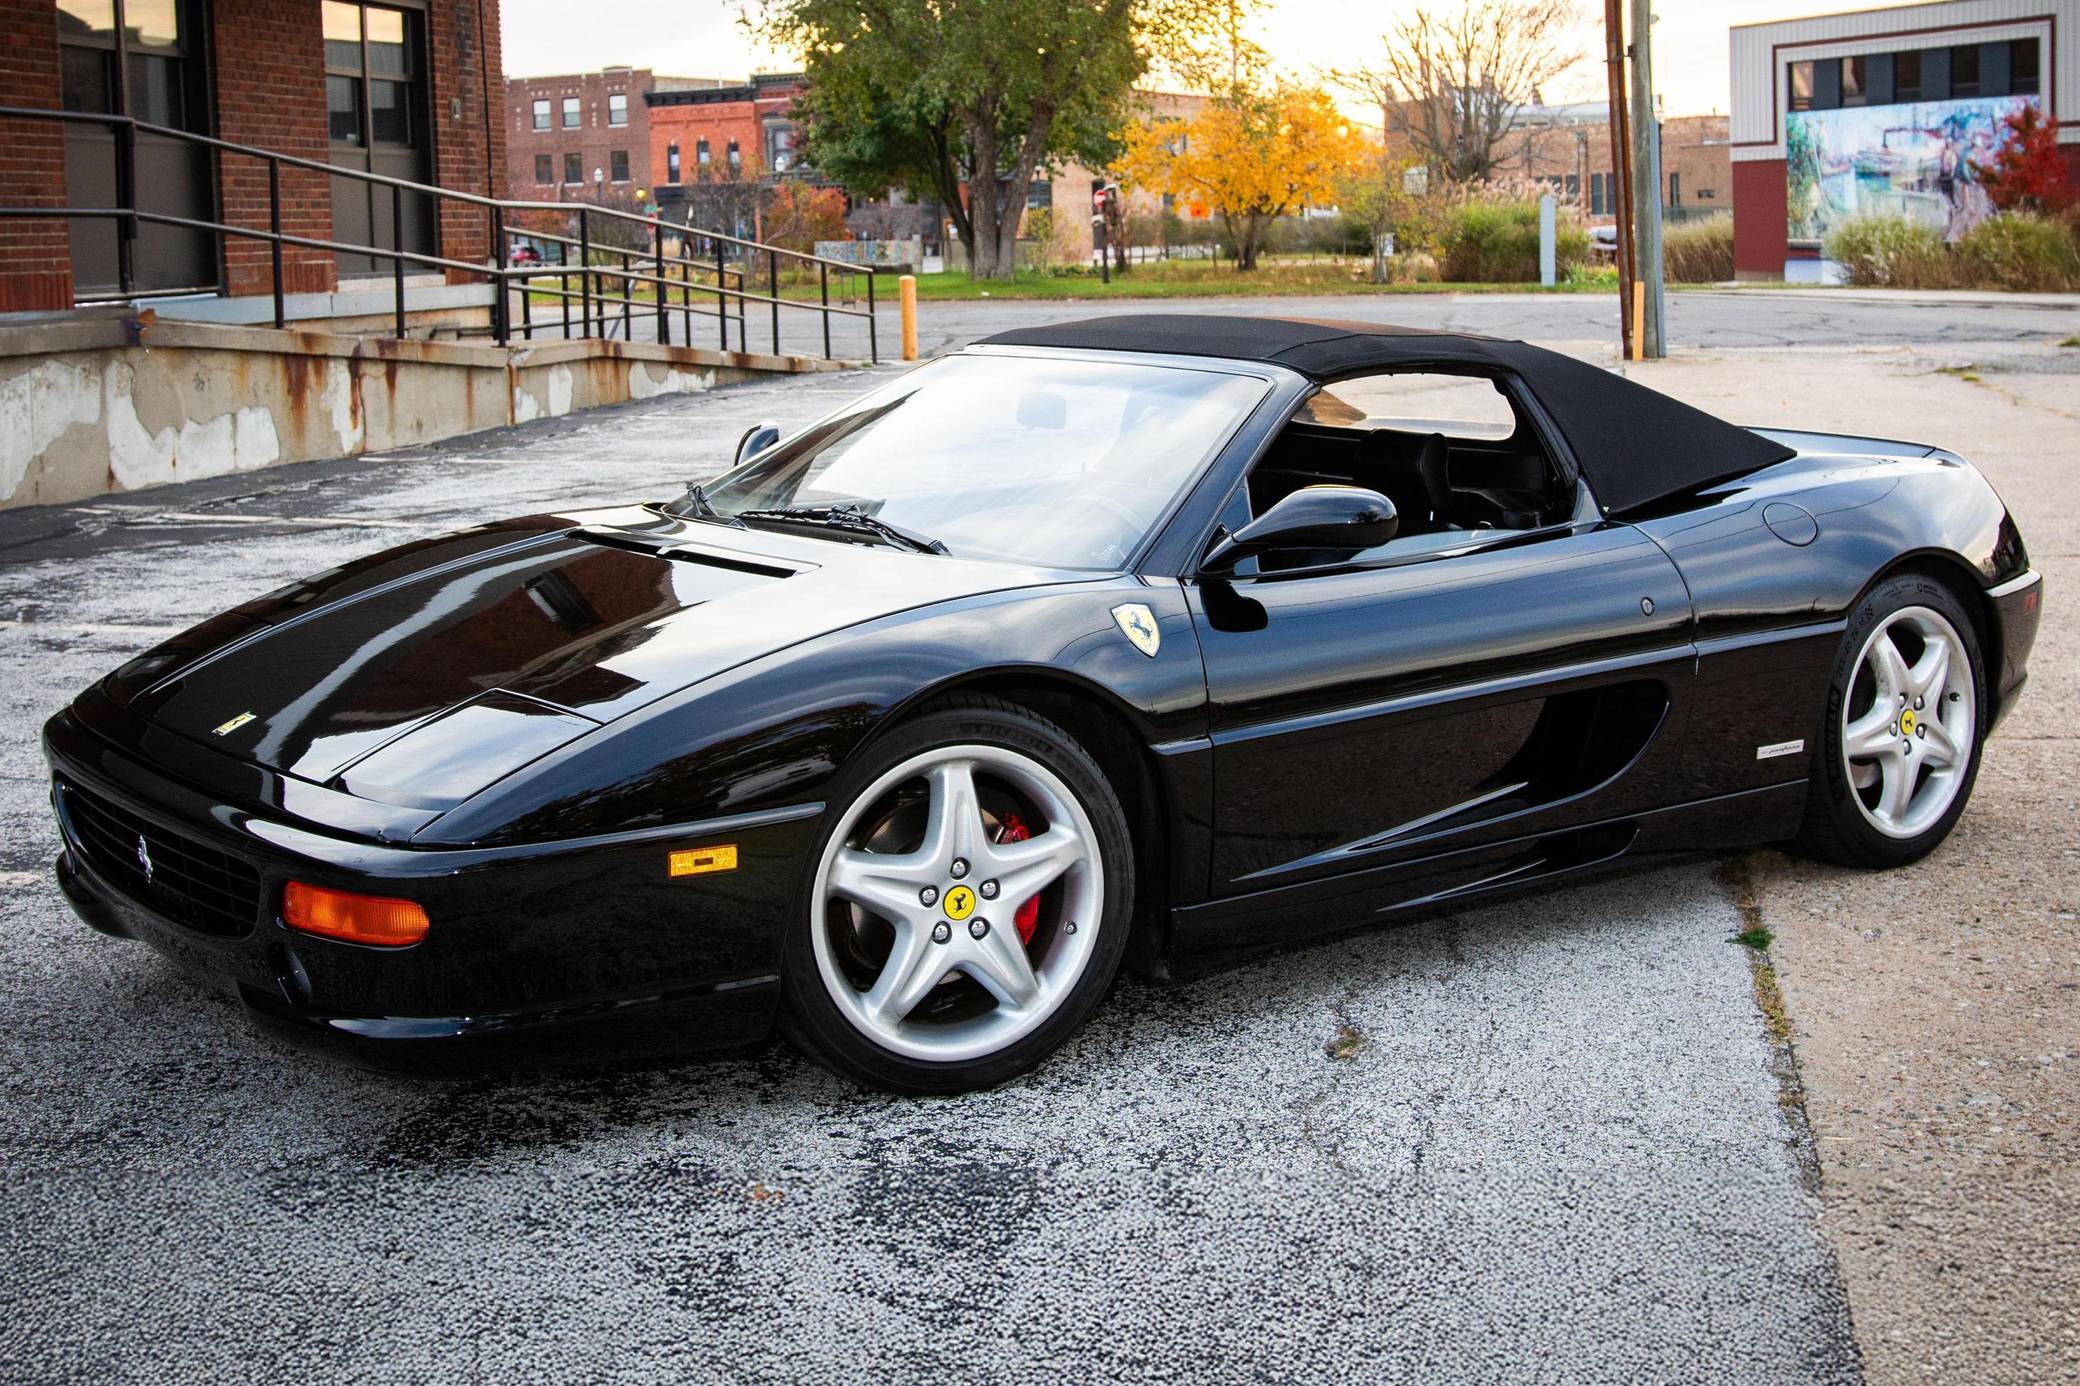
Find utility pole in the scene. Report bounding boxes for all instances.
[1602,0,1635,359]
[1628,0,1667,358]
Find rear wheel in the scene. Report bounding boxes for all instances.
[1795,572,1986,867]
[781,699,1133,1093]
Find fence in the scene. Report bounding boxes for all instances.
[0,106,879,363]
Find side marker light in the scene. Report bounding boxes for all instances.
[670,844,739,878]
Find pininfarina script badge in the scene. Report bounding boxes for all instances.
[1111,603,1160,657]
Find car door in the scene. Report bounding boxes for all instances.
[1188,517,1695,924]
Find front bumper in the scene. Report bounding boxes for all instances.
[43,703,819,1074]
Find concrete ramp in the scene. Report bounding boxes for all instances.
[0,312,848,510]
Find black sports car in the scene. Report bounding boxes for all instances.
[44,315,2042,1092]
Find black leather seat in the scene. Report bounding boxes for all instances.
[1354,430,1457,533]
[1410,433,1456,528]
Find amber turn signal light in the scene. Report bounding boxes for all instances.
[282,880,430,948]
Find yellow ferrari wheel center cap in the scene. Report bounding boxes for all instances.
[943,885,977,921]
[1899,709,1917,736]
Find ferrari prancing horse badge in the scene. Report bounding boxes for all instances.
[1112,603,1160,657]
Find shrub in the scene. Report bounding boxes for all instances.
[1954,211,2080,291]
[1982,106,2077,214]
[1438,200,1590,282]
[1825,213,1954,288]
[1662,216,1734,283]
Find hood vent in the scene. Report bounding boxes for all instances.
[575,527,806,579]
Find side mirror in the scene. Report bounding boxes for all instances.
[734,421,781,466]
[1203,485,1398,571]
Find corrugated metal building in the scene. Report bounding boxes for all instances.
[1729,0,2078,278]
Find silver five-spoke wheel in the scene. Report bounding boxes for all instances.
[810,743,1104,1063]
[1841,605,1977,840]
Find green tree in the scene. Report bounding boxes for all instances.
[761,0,1218,279]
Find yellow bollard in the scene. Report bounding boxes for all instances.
[1630,281,1645,362]
[899,274,919,361]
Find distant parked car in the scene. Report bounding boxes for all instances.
[1591,225,1618,260]
[510,244,543,266]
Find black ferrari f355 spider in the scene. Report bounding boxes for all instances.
[45,315,2041,1091]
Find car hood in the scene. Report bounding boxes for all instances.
[116,506,1073,798]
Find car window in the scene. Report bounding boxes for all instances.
[698,354,1268,569]
[1295,371,1518,441]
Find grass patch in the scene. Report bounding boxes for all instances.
[1323,1021,1369,1062]
[1730,926,1776,951]
[1938,364,1984,383]
[906,259,1613,301]
[2061,336,2079,347]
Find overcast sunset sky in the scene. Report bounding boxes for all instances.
[500,0,1910,119]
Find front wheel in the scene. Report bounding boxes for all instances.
[781,698,1134,1093]
[1795,572,1986,868]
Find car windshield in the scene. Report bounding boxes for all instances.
[686,353,1270,569]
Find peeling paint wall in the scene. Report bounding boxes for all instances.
[0,324,808,511]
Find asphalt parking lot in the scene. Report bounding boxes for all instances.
[2,303,2072,1381]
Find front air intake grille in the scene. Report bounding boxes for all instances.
[56,778,262,938]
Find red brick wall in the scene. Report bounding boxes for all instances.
[213,0,338,297]
[0,0,72,311]
[428,0,504,279]
[649,97,766,192]
[508,69,657,198]
[0,1,503,308]
[1732,158,1788,280]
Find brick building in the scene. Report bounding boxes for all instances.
[1500,109,1733,223]
[1728,0,2079,279]
[505,68,733,201]
[646,72,807,210]
[0,0,504,314]
[1042,89,1211,261]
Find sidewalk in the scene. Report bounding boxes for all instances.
[1702,284,2080,310]
[1631,339,2080,1386]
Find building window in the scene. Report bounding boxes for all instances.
[322,3,421,149]
[1950,45,1980,98]
[1895,50,1922,101]
[609,93,628,126]
[696,138,710,167]
[764,118,798,173]
[1788,60,1814,111]
[1589,171,1606,216]
[1842,55,1866,106]
[1668,171,1681,206]
[562,95,580,128]
[610,149,629,182]
[726,139,741,171]
[564,152,581,185]
[531,97,549,130]
[1026,180,1052,210]
[667,142,680,184]
[1697,187,1714,200]
[534,153,551,183]
[1564,172,1579,198]
[2012,39,2039,96]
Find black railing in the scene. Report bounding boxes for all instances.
[0,106,878,363]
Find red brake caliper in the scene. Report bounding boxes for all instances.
[992,812,1042,945]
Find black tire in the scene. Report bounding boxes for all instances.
[780,696,1135,1093]
[1793,570,1988,869]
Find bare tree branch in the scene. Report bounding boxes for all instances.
[1335,0,1582,185]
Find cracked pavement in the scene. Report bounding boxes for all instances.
[3,296,2072,1381]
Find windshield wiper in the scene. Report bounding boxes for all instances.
[733,505,949,555]
[674,482,744,527]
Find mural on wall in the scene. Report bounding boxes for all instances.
[1786,94,2037,241]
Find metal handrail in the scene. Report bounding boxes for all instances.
[0,104,879,361]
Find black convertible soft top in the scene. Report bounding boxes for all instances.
[978,314,1795,515]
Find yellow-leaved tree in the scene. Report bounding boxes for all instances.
[1117,82,1365,271]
